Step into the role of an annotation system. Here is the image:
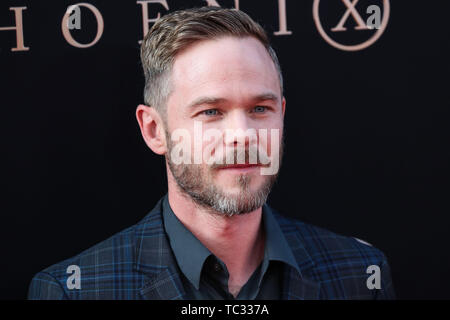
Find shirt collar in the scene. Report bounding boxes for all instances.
[162,194,212,290]
[162,194,301,290]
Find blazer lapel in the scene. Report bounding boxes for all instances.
[274,212,321,300]
[140,267,186,300]
[133,197,187,300]
[281,265,321,300]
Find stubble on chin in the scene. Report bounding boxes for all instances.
[167,156,276,216]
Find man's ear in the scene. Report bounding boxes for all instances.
[281,97,286,118]
[136,104,167,155]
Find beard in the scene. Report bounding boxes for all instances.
[165,131,284,217]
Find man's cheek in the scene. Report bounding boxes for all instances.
[260,129,280,176]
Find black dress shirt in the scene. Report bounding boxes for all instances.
[162,194,300,300]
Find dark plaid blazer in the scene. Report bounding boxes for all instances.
[28,196,395,300]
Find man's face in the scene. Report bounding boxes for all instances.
[164,36,285,216]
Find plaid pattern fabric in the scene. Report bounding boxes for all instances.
[28,196,395,300]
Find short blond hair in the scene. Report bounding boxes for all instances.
[140,7,283,117]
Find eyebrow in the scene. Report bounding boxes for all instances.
[187,92,279,109]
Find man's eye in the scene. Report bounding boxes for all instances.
[202,109,219,116]
[253,106,267,113]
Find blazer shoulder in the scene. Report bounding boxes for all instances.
[275,212,387,268]
[273,211,395,299]
[43,223,137,272]
[28,197,168,299]
[28,219,144,300]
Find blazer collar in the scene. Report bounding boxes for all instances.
[133,197,187,300]
[134,196,320,300]
[274,211,321,299]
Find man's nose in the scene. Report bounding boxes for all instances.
[222,110,255,147]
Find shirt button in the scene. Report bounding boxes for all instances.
[214,263,221,272]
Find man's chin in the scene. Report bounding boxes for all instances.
[210,185,267,201]
[214,175,268,191]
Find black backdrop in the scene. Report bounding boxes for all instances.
[1,0,449,299]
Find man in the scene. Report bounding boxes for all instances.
[28,7,395,300]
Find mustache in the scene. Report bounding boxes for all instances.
[208,144,271,169]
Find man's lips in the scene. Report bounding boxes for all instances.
[217,164,261,170]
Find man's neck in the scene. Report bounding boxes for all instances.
[167,179,266,297]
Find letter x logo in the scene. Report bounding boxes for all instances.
[313,0,390,51]
[332,0,368,32]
